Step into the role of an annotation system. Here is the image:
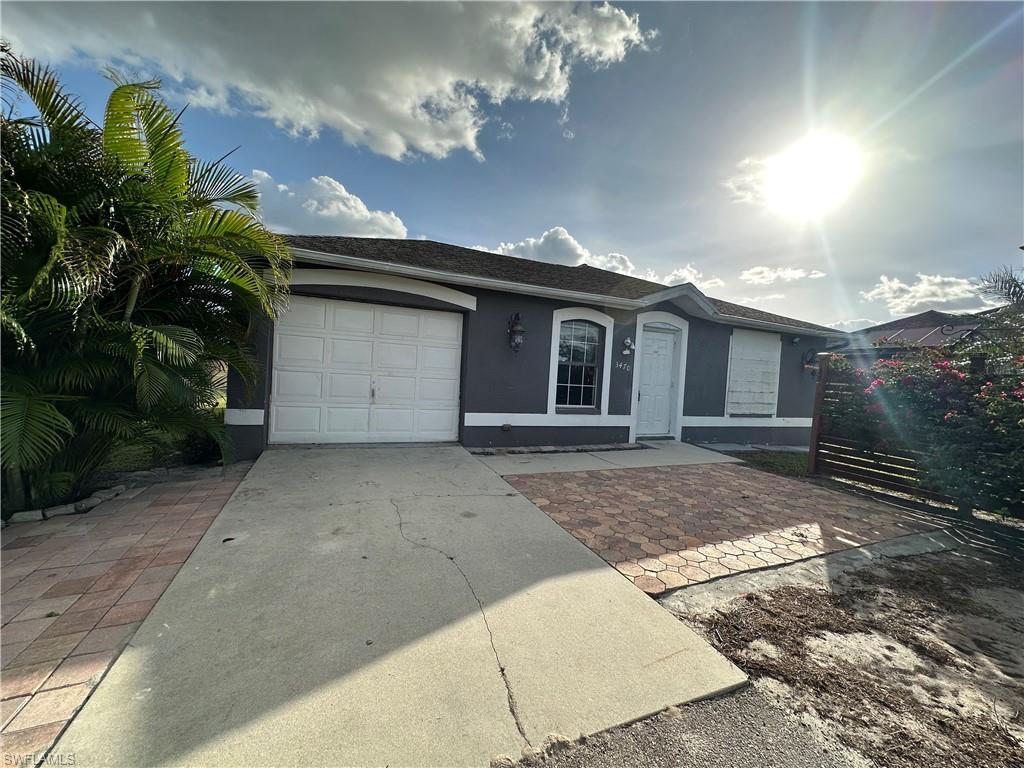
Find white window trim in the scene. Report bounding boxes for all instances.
[548,307,615,416]
[628,312,689,443]
[289,268,477,310]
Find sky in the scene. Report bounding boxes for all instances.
[5,1,1023,330]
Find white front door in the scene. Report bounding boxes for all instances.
[269,296,462,443]
[637,328,677,436]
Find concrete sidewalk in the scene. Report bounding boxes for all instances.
[53,446,744,767]
[478,440,739,476]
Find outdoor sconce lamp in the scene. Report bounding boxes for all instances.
[622,337,634,355]
[508,312,525,353]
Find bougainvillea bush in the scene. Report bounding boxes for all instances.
[824,350,1024,516]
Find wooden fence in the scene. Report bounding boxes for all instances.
[806,356,953,503]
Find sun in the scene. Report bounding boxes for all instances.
[761,133,864,221]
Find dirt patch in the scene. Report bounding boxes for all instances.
[689,549,1024,768]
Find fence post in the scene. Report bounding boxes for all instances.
[807,354,830,475]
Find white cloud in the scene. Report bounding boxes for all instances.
[739,266,826,285]
[735,294,786,305]
[830,318,881,332]
[4,3,653,161]
[860,273,997,315]
[253,170,406,238]
[482,227,725,291]
[661,265,725,291]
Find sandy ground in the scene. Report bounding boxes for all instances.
[513,544,1024,768]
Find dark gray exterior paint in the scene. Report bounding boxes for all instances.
[777,335,822,417]
[224,271,827,458]
[681,318,733,417]
[463,426,629,448]
[680,426,811,446]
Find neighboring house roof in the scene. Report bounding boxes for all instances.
[283,235,841,337]
[844,309,984,351]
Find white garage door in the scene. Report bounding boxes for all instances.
[269,296,462,443]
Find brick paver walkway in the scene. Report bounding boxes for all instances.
[507,464,942,595]
[1,474,243,765]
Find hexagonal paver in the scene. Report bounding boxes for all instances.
[506,462,939,595]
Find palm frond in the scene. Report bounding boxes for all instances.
[0,388,75,470]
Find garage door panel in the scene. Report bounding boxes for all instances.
[422,314,461,342]
[279,298,326,330]
[276,334,325,367]
[372,408,416,433]
[375,375,416,403]
[273,405,322,434]
[329,339,373,369]
[325,407,370,433]
[376,308,420,338]
[418,377,459,402]
[416,408,458,434]
[331,303,374,334]
[271,297,461,444]
[376,342,418,369]
[326,373,371,400]
[421,345,460,373]
[274,370,323,401]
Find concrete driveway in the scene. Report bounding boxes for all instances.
[54,446,743,767]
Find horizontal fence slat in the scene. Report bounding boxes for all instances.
[818,463,953,503]
[817,450,921,477]
[817,457,919,486]
[818,435,925,459]
[816,443,921,470]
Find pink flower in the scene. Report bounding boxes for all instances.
[864,378,884,394]
[944,411,957,422]
[934,360,952,370]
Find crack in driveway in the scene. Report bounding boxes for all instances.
[388,497,533,748]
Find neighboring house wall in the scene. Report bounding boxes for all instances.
[225,267,826,456]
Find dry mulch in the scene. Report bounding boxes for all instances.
[691,550,1024,768]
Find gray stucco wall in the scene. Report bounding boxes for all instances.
[463,426,629,448]
[777,335,823,417]
[680,426,811,446]
[681,317,733,417]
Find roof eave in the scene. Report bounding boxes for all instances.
[289,246,838,337]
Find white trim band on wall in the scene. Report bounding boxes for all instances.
[464,413,634,428]
[679,416,812,428]
[225,408,266,426]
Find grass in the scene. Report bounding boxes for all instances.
[724,450,809,478]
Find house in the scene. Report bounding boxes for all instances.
[225,237,842,458]
[839,310,985,367]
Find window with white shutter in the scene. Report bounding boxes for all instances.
[725,329,781,416]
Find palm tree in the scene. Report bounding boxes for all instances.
[1,46,291,511]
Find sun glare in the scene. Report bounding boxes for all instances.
[761,133,864,221]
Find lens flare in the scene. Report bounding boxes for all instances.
[761,133,864,221]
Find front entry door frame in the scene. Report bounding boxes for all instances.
[628,311,689,443]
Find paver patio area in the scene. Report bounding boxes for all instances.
[1,471,244,765]
[506,463,944,595]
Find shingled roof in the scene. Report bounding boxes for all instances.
[284,235,840,335]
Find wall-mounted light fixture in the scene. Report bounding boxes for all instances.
[622,337,634,356]
[507,312,525,353]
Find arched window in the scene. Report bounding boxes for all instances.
[556,319,602,407]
